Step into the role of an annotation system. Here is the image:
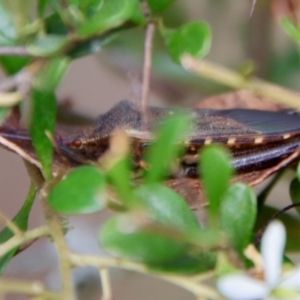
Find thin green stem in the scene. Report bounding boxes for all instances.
[70,254,221,299]
[0,278,61,299]
[100,267,112,300]
[40,187,75,300]
[141,21,155,125]
[0,226,49,257]
[181,55,300,110]
[0,210,22,236]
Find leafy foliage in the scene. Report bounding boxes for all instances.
[220,183,256,254]
[161,21,211,63]
[0,185,36,274]
[144,111,191,183]
[29,89,56,181]
[49,166,106,214]
[0,1,300,299]
[199,146,233,228]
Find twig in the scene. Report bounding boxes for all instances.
[70,254,221,299]
[0,77,19,92]
[181,55,300,110]
[0,92,22,106]
[40,187,75,300]
[0,59,45,94]
[0,74,26,93]
[0,46,31,56]
[191,270,216,282]
[0,278,61,299]
[0,226,50,257]
[100,267,112,300]
[141,22,155,125]
[0,210,22,236]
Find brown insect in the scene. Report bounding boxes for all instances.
[1,99,300,207]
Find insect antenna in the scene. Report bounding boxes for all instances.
[255,202,300,247]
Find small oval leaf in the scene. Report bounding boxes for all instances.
[220,183,257,254]
[49,166,106,214]
[147,0,174,13]
[100,215,187,264]
[135,183,200,232]
[145,112,191,183]
[0,3,18,45]
[199,146,233,226]
[27,35,68,56]
[162,21,211,63]
[30,89,56,181]
[35,57,70,91]
[100,183,201,265]
[78,0,138,37]
[0,56,30,75]
[281,18,300,46]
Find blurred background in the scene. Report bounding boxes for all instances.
[1,0,300,299]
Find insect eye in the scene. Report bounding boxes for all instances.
[69,138,83,149]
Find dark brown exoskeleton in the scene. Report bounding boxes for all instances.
[1,100,300,207]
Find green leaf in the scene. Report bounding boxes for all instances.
[161,21,211,63]
[0,2,18,45]
[129,1,146,25]
[37,0,50,19]
[100,183,201,266]
[281,18,300,46]
[135,183,200,232]
[106,157,133,204]
[47,0,61,12]
[100,184,219,271]
[1,0,31,33]
[29,89,56,180]
[45,12,68,35]
[49,166,106,214]
[147,0,174,13]
[199,146,233,227]
[68,31,118,58]
[220,183,257,254]
[0,185,36,274]
[0,56,30,75]
[100,215,187,264]
[149,252,215,274]
[78,0,138,37]
[70,0,103,15]
[27,35,68,56]
[289,178,300,215]
[145,112,191,183]
[35,57,70,91]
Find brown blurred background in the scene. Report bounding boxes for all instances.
[1,1,300,299]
